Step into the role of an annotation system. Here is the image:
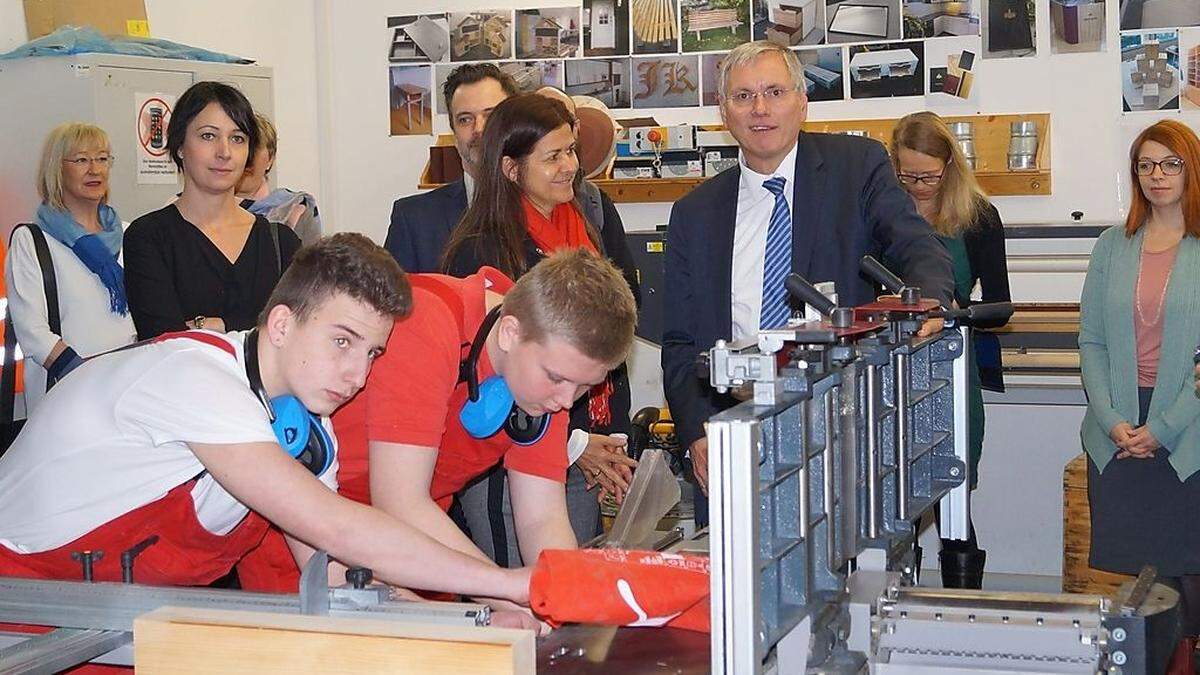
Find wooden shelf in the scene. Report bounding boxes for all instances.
[418,112,1052,201]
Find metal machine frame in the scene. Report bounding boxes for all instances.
[705,262,1178,674]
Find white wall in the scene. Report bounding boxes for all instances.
[0,0,324,207]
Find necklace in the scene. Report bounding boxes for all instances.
[1135,246,1176,327]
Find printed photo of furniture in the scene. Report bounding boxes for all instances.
[387,14,450,63]
[450,10,512,61]
[902,0,979,39]
[826,0,903,44]
[499,60,565,93]
[585,0,631,55]
[1119,0,1200,30]
[753,0,824,46]
[516,7,581,59]
[389,65,433,136]
[1184,37,1200,109]
[681,0,751,52]
[565,57,632,108]
[798,46,846,101]
[1050,0,1105,53]
[848,41,924,98]
[1120,31,1180,112]
[632,0,680,53]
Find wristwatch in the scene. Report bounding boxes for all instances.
[191,315,206,330]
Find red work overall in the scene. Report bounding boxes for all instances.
[0,330,272,671]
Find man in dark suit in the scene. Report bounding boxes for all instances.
[662,42,954,525]
[384,64,519,272]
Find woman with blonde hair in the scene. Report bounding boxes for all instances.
[1080,119,1200,637]
[891,111,1012,588]
[4,123,136,411]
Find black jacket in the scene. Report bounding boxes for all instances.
[661,132,955,449]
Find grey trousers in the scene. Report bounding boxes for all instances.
[457,463,601,567]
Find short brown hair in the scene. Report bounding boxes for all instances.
[259,233,411,325]
[255,113,278,159]
[502,249,637,366]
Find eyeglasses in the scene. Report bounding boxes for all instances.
[1134,157,1184,176]
[896,171,945,186]
[724,86,798,109]
[63,155,115,168]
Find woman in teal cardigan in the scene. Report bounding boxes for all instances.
[1080,119,1200,635]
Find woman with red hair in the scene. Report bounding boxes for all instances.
[1080,119,1200,635]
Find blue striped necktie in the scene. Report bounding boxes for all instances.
[760,176,792,329]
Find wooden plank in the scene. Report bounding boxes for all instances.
[417,114,1055,202]
[1062,454,1136,596]
[134,607,535,675]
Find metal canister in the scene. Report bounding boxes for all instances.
[948,121,976,170]
[1007,120,1039,171]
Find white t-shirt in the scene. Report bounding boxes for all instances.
[0,330,338,554]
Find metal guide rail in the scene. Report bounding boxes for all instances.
[0,551,489,672]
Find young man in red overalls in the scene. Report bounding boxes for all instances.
[0,234,532,606]
[242,250,638,613]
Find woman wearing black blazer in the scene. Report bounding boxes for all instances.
[441,93,641,566]
[892,111,1013,589]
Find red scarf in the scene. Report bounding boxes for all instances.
[521,196,598,255]
[520,196,612,427]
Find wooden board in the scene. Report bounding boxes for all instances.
[1062,454,1136,596]
[418,113,1052,201]
[134,607,535,675]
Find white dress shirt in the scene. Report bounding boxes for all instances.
[730,142,798,342]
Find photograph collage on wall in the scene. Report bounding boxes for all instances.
[516,7,582,59]
[797,46,847,101]
[982,0,1036,58]
[1120,29,1180,112]
[632,54,702,107]
[903,0,980,40]
[449,10,514,61]
[924,36,981,110]
[389,65,434,136]
[391,0,1034,131]
[1182,27,1200,111]
[848,40,925,98]
[1050,0,1105,54]
[388,14,451,63]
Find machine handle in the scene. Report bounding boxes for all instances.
[940,302,1015,327]
[785,273,835,318]
[859,255,906,294]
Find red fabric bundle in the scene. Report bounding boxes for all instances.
[529,548,710,632]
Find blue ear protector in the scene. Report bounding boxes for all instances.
[459,306,551,445]
[244,329,333,476]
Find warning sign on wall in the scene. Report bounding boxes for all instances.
[135,92,177,184]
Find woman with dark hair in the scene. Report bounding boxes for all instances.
[124,81,302,340]
[890,111,1012,589]
[442,93,641,565]
[1081,119,1200,636]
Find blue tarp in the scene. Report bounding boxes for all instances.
[0,26,253,63]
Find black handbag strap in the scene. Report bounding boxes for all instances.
[1,223,61,423]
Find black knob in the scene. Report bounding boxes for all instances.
[346,567,373,589]
[830,307,854,329]
[899,287,921,305]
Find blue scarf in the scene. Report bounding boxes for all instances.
[35,203,128,315]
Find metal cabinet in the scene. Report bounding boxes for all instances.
[0,53,273,232]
